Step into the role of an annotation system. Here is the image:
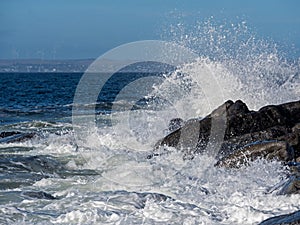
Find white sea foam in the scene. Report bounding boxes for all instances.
[1,20,299,224]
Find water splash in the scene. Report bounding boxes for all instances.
[1,19,300,224]
[160,19,299,111]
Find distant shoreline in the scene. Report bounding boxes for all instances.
[1,57,298,73]
[0,59,94,73]
[0,59,176,73]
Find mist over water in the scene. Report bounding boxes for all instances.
[0,20,299,224]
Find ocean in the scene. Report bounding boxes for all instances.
[1,24,300,224]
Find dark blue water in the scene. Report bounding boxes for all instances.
[0,71,166,191]
[0,73,81,124]
[0,72,166,125]
[0,61,298,224]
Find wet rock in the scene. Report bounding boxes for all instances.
[277,175,300,195]
[154,100,300,166]
[218,125,289,159]
[226,99,250,115]
[290,124,300,161]
[155,100,233,153]
[269,162,300,195]
[215,141,294,168]
[259,209,300,225]
[22,191,57,200]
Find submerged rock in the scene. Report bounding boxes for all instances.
[22,191,58,200]
[154,99,300,166]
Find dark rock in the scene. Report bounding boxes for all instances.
[227,99,250,115]
[22,191,57,200]
[218,125,289,159]
[259,209,300,225]
[224,103,292,139]
[155,100,233,153]
[153,99,300,166]
[269,162,300,195]
[215,141,294,168]
[290,124,300,161]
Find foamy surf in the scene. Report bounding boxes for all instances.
[0,20,299,224]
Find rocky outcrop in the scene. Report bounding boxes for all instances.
[153,100,300,224]
[259,209,300,225]
[153,100,300,166]
[22,191,58,200]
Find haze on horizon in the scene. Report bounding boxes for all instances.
[1,0,300,60]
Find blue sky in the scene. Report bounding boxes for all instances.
[0,0,299,59]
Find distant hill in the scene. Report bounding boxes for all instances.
[0,59,94,73]
[0,59,176,73]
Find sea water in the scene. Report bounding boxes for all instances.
[0,21,300,224]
